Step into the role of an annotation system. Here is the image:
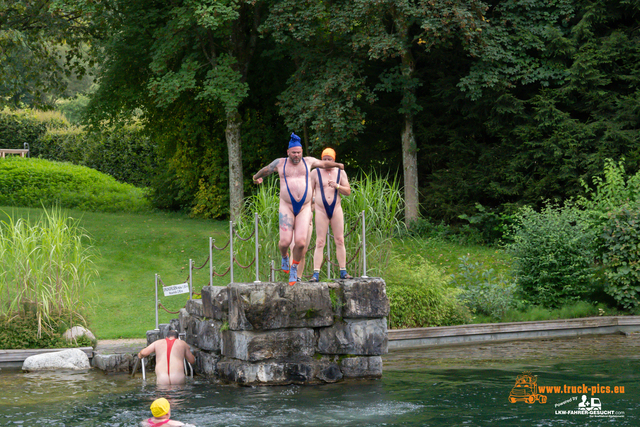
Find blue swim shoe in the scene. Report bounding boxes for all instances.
[340,270,353,280]
[289,262,299,286]
[281,255,290,274]
[309,272,320,283]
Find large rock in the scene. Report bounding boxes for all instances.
[217,357,342,385]
[196,319,223,352]
[222,329,315,361]
[22,348,90,371]
[228,282,334,330]
[341,278,389,318]
[340,356,383,378]
[62,326,96,342]
[317,318,388,355]
[186,299,204,317]
[201,286,229,320]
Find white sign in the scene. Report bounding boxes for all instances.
[163,282,190,296]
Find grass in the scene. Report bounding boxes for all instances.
[1,206,238,339]
[2,206,622,340]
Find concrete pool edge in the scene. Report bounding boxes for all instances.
[387,315,640,349]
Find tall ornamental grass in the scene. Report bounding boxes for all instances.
[235,171,404,281]
[0,208,97,337]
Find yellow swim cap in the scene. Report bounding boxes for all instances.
[321,148,336,161]
[150,398,170,417]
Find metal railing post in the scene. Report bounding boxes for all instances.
[189,259,193,299]
[155,274,159,330]
[254,212,260,283]
[209,237,213,286]
[270,260,275,282]
[362,211,368,278]
[229,221,234,284]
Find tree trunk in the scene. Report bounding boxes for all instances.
[226,110,244,221]
[401,110,419,223]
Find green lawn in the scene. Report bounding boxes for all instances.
[1,206,514,339]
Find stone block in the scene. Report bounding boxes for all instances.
[146,329,160,346]
[341,278,389,318]
[317,318,388,355]
[159,323,171,338]
[92,353,136,373]
[340,356,383,378]
[228,282,333,330]
[196,319,223,352]
[217,357,342,385]
[186,298,204,317]
[178,309,191,334]
[222,329,315,361]
[201,286,229,320]
[194,350,220,378]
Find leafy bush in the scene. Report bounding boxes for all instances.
[0,108,48,149]
[0,312,95,350]
[451,255,517,320]
[506,204,597,308]
[600,202,640,310]
[579,158,640,226]
[386,256,471,328]
[0,157,152,212]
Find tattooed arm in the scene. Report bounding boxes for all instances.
[253,159,281,184]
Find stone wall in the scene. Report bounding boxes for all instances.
[147,277,389,385]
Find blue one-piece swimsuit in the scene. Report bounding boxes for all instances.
[283,158,309,216]
[317,168,342,219]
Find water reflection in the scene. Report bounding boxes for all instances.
[1,334,638,426]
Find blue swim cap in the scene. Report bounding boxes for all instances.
[288,133,302,149]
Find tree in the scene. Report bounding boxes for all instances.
[85,0,267,220]
[0,0,100,107]
[266,0,486,222]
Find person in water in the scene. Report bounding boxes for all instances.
[309,148,353,282]
[253,133,344,285]
[138,330,195,385]
[141,398,193,426]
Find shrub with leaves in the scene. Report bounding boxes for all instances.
[386,256,471,328]
[579,158,640,227]
[506,204,597,308]
[451,255,517,320]
[0,312,94,350]
[600,202,640,310]
[0,157,151,213]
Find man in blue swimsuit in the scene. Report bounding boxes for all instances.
[252,133,344,285]
[309,148,353,282]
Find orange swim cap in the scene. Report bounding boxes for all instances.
[321,148,336,161]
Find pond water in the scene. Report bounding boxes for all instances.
[1,334,638,426]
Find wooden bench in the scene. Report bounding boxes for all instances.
[0,148,29,158]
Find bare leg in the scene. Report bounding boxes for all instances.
[331,207,347,269]
[313,209,330,271]
[278,200,295,257]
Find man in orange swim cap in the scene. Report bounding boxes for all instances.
[309,147,353,282]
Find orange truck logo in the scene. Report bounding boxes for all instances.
[509,371,547,404]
